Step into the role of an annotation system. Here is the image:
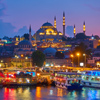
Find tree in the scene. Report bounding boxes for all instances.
[55,51,64,59]
[23,33,29,40]
[31,50,46,67]
[94,35,99,40]
[62,36,67,41]
[76,33,87,40]
[72,42,91,66]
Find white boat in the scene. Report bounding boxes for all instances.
[82,70,100,88]
[54,72,83,90]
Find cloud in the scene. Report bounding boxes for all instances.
[14,26,35,37]
[0,19,15,38]
[84,4,100,12]
[66,26,74,37]
[0,19,35,38]
[0,0,6,16]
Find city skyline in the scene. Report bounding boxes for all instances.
[0,0,100,37]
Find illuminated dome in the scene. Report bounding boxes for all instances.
[42,22,53,27]
[33,21,63,42]
[18,40,32,48]
[44,47,57,56]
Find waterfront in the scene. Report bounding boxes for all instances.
[0,86,100,100]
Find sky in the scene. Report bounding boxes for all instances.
[0,0,100,38]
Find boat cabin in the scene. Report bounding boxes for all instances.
[55,72,81,85]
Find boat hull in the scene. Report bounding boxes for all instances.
[56,83,67,89]
[55,83,83,90]
[67,83,83,90]
[82,81,100,88]
[3,82,37,87]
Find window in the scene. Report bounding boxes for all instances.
[68,80,70,84]
[39,33,44,35]
[89,83,91,85]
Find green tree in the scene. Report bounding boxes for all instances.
[31,50,46,67]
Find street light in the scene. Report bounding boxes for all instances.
[25,57,28,60]
[1,60,3,67]
[25,57,28,67]
[77,53,80,67]
[83,53,86,67]
[15,55,19,67]
[1,60,3,63]
[70,54,74,67]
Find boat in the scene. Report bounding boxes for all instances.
[82,70,100,88]
[0,70,5,87]
[54,72,83,90]
[3,72,37,87]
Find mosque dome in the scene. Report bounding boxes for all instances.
[18,40,32,48]
[44,47,57,56]
[42,22,53,27]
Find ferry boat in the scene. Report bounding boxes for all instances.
[3,72,37,87]
[54,72,83,90]
[82,70,100,88]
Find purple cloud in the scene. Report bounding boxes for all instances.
[14,26,35,37]
[0,19,35,38]
[0,19,15,37]
[0,0,6,17]
[84,4,100,12]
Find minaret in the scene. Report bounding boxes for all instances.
[63,12,65,36]
[83,21,86,35]
[73,25,76,38]
[29,25,31,42]
[54,16,56,28]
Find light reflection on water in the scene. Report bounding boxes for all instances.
[0,87,100,100]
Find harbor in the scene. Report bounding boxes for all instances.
[0,67,100,88]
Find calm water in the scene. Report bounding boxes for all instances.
[0,86,100,100]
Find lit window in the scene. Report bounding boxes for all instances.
[52,33,57,35]
[59,33,63,35]
[46,32,50,35]
[39,33,44,35]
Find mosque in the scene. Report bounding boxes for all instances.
[13,12,86,56]
[33,12,66,42]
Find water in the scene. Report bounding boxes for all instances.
[0,86,100,100]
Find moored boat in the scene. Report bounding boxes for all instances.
[82,70,100,88]
[54,72,83,90]
[3,72,37,87]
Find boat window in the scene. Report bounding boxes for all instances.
[79,80,81,83]
[95,78,100,81]
[68,75,70,78]
[71,80,78,83]
[58,74,60,76]
[68,80,70,84]
[84,76,86,80]
[77,75,81,78]
[72,80,74,83]
[91,78,95,81]
[77,75,79,78]
[63,75,66,77]
[62,80,66,83]
[89,83,91,85]
[86,77,89,80]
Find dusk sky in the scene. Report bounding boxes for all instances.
[0,0,100,38]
